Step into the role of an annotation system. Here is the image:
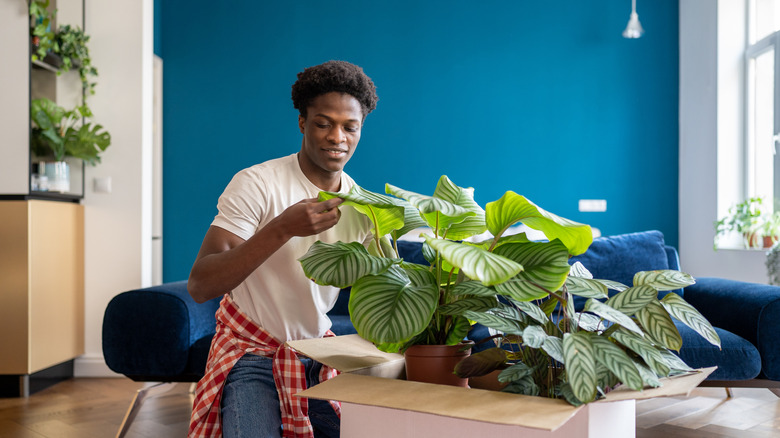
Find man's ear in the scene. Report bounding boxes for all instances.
[298,115,305,134]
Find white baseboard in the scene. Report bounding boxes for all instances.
[75,353,122,377]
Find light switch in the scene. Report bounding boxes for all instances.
[94,176,112,194]
[579,199,607,212]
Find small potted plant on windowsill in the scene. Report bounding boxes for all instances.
[714,197,780,249]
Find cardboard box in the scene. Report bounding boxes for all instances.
[288,335,715,438]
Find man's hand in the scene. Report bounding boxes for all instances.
[274,197,344,239]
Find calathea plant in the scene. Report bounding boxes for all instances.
[299,176,721,405]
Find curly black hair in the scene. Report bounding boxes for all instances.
[291,60,378,119]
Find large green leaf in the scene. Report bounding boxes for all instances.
[386,183,475,234]
[431,175,487,240]
[319,186,405,238]
[424,236,523,286]
[661,293,721,348]
[583,299,644,336]
[349,265,438,346]
[635,300,683,351]
[611,329,670,376]
[634,270,696,291]
[485,191,593,255]
[493,240,571,294]
[589,336,644,391]
[605,285,657,315]
[299,241,400,288]
[562,332,598,403]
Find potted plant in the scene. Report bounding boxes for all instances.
[300,176,719,398]
[714,197,780,249]
[30,97,111,192]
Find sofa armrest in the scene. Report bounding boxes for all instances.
[684,277,780,379]
[102,281,220,378]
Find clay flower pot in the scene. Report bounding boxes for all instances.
[404,342,474,387]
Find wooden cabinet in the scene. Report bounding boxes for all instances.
[0,200,84,396]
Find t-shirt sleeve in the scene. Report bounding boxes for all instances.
[211,169,266,241]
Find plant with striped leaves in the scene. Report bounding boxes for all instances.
[299,175,591,350]
[298,176,718,405]
[454,264,721,405]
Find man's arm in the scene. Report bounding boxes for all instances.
[187,197,344,303]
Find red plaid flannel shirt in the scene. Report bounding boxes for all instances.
[188,294,340,437]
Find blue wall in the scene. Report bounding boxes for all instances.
[159,0,679,282]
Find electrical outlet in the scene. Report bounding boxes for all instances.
[579,199,606,212]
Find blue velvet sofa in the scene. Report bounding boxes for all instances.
[102,230,780,425]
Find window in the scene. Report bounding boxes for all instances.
[745,0,780,206]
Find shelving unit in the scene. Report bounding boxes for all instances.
[0,0,86,396]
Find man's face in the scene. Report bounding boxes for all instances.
[298,92,363,181]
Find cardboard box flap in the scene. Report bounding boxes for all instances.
[300,373,583,431]
[286,334,404,377]
[601,366,717,402]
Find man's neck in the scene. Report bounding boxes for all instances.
[296,152,342,192]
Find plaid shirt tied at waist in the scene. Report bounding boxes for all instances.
[188,294,340,437]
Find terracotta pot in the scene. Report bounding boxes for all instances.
[404,342,473,387]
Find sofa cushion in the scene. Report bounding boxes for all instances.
[674,321,761,381]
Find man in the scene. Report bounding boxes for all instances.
[188,60,378,438]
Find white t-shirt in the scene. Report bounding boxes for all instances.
[211,153,372,342]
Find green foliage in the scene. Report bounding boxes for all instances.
[714,197,780,249]
[29,1,99,97]
[30,98,110,165]
[298,177,719,406]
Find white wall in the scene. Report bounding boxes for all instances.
[75,0,154,377]
[679,0,768,283]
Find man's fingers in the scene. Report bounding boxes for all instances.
[319,197,344,212]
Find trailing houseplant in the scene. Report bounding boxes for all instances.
[299,176,721,405]
[29,0,99,97]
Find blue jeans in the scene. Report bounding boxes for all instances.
[221,353,340,438]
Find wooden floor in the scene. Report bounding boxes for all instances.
[0,379,779,437]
